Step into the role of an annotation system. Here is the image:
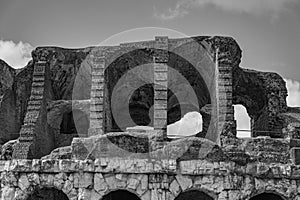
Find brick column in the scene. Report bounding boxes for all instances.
[217,50,236,139]
[88,55,105,136]
[153,36,168,140]
[12,61,47,159]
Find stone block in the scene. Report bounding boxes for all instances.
[18,174,30,191]
[291,147,300,165]
[63,180,74,195]
[169,179,181,197]
[74,173,93,188]
[1,186,15,200]
[175,175,192,191]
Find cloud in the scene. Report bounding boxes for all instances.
[0,40,33,68]
[167,111,202,137]
[154,0,297,20]
[285,79,300,107]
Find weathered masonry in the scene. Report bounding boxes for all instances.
[0,36,300,200]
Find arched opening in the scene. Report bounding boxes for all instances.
[60,109,89,136]
[26,187,69,200]
[167,111,203,138]
[105,48,212,138]
[175,190,214,200]
[249,193,285,200]
[234,104,251,138]
[102,190,141,200]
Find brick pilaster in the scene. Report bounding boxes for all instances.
[217,53,236,138]
[153,36,169,140]
[88,55,105,136]
[12,61,47,159]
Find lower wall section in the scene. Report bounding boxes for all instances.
[0,159,300,200]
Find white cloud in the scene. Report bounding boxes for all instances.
[0,40,33,68]
[286,79,300,107]
[154,0,297,20]
[167,111,202,137]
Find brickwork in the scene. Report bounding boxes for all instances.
[12,61,47,159]
[88,54,105,136]
[153,36,169,140]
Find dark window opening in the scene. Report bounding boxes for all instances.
[249,193,285,200]
[175,190,214,200]
[60,110,89,136]
[102,190,141,200]
[27,188,69,200]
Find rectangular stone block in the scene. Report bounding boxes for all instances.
[89,119,102,127]
[218,80,232,86]
[219,74,232,79]
[92,74,104,80]
[91,98,104,105]
[32,82,45,87]
[154,64,168,72]
[154,72,168,81]
[93,71,104,76]
[91,84,104,90]
[29,95,43,100]
[154,119,167,128]
[32,76,45,82]
[154,109,167,119]
[154,90,167,100]
[91,90,104,98]
[155,80,168,88]
[90,112,103,119]
[219,86,233,93]
[90,104,104,112]
[154,53,168,63]
[154,100,167,109]
[31,88,44,95]
[291,147,300,165]
[92,56,106,64]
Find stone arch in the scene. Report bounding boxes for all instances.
[25,187,69,200]
[249,192,286,200]
[104,48,212,137]
[47,100,90,148]
[232,67,288,138]
[174,189,216,200]
[58,109,89,146]
[101,189,141,200]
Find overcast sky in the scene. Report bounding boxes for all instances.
[0,0,299,137]
[0,0,299,81]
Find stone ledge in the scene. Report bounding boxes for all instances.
[0,159,297,178]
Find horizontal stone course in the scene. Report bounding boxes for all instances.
[0,159,297,177]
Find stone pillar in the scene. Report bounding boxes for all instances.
[217,50,235,140]
[153,36,168,141]
[12,61,47,159]
[88,54,105,136]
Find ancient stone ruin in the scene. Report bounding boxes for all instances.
[0,36,300,200]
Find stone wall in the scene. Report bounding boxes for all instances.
[0,60,18,144]
[1,158,300,200]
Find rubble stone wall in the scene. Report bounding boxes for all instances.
[1,159,300,200]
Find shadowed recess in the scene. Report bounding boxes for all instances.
[175,190,214,200]
[26,188,69,200]
[249,193,285,200]
[101,190,141,200]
